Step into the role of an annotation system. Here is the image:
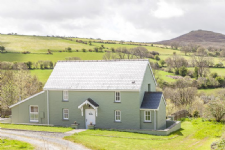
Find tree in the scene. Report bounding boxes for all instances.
[102,52,116,60]
[133,47,148,58]
[170,42,179,50]
[179,66,188,77]
[165,54,188,71]
[159,60,166,67]
[67,47,72,52]
[180,44,190,55]
[0,46,5,53]
[26,61,32,69]
[204,99,225,122]
[192,47,211,77]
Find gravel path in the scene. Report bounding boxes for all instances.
[0,129,89,150]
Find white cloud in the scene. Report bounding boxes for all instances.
[0,0,225,42]
[152,1,184,18]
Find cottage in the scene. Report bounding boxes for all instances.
[10,60,168,131]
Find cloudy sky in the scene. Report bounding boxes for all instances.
[0,0,225,42]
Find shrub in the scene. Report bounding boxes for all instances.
[76,49,79,52]
[82,49,86,52]
[89,49,92,52]
[154,55,160,60]
[210,72,218,78]
[175,68,179,75]
[193,110,199,118]
[179,66,188,77]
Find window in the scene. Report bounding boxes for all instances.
[115,110,121,122]
[63,91,69,101]
[144,111,151,122]
[63,109,69,120]
[148,84,151,92]
[30,105,39,122]
[115,91,120,102]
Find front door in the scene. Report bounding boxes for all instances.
[85,109,96,129]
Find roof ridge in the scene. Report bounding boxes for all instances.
[57,59,149,62]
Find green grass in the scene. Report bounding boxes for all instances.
[64,118,224,150]
[157,70,177,82]
[0,138,34,150]
[198,88,224,95]
[30,69,53,83]
[0,52,105,62]
[0,123,73,133]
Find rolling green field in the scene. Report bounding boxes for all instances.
[64,118,224,150]
[30,69,53,83]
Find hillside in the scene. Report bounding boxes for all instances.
[156,30,225,48]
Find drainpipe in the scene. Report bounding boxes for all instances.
[47,90,49,125]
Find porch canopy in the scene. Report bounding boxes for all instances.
[78,98,99,116]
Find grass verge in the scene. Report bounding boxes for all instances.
[0,123,73,133]
[0,138,34,150]
[64,118,224,150]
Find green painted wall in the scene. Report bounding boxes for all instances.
[48,91,140,129]
[140,110,155,129]
[157,97,166,130]
[139,65,156,106]
[11,92,47,124]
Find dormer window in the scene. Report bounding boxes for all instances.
[63,91,69,101]
[115,91,121,102]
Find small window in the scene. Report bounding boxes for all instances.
[63,109,69,120]
[115,110,121,122]
[115,91,120,102]
[144,111,151,122]
[30,105,39,122]
[63,91,69,101]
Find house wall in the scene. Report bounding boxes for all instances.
[139,65,156,106]
[11,92,47,124]
[140,110,156,129]
[157,97,166,130]
[48,90,140,129]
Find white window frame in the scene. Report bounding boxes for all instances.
[30,105,39,122]
[63,90,69,101]
[115,91,121,102]
[144,111,151,122]
[63,109,69,120]
[115,110,121,122]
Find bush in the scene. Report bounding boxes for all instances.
[193,110,199,118]
[82,49,86,52]
[175,68,179,75]
[154,55,160,60]
[89,49,92,52]
[179,66,188,77]
[210,72,218,78]
[76,49,79,52]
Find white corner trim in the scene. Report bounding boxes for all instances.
[148,62,157,86]
[9,91,45,108]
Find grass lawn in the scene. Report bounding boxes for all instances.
[64,118,224,150]
[0,138,34,150]
[30,69,53,83]
[0,124,73,133]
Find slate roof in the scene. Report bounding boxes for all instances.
[44,60,152,90]
[140,92,163,109]
[87,98,99,107]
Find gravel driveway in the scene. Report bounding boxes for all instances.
[0,128,89,150]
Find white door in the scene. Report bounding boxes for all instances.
[85,109,96,129]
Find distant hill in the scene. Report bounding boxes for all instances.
[156,30,225,48]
